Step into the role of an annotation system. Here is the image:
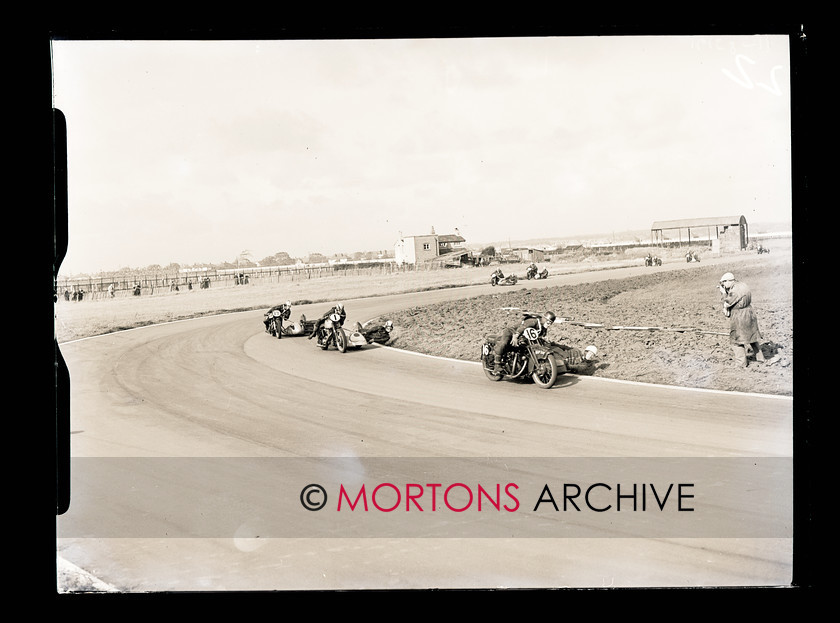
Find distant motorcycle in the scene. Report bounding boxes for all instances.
[526,267,549,280]
[757,245,770,254]
[314,312,348,353]
[645,256,662,267]
[480,328,559,389]
[490,272,518,286]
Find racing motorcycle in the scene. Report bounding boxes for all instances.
[314,312,348,353]
[480,326,559,389]
[490,272,518,286]
[645,256,662,267]
[526,267,549,280]
[267,309,286,339]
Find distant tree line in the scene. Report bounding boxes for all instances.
[60,249,396,280]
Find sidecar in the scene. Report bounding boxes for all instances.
[547,342,599,374]
[341,326,369,349]
[491,275,518,286]
[280,315,315,336]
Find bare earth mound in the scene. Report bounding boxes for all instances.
[379,260,793,396]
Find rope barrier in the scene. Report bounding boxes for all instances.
[499,308,728,336]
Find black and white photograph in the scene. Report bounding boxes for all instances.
[53,27,805,592]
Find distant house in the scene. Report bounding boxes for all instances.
[394,227,469,265]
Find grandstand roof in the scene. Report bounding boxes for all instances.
[651,216,745,230]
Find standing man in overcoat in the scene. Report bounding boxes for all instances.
[719,272,766,367]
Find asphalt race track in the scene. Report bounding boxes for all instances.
[56,263,793,591]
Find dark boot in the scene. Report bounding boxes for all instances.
[493,356,503,374]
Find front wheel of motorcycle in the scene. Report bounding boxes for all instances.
[532,354,558,389]
[483,364,503,381]
[482,350,503,381]
[335,327,347,353]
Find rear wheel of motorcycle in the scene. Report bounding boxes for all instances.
[532,354,558,389]
[335,328,347,353]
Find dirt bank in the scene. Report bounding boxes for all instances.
[378,258,793,396]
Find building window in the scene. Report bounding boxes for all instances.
[423,243,430,250]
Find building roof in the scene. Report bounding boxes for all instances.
[399,233,465,242]
[651,216,745,230]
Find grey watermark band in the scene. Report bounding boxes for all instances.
[57,457,792,538]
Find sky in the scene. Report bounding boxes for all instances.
[51,34,793,275]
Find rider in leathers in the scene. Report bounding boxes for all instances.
[493,311,556,374]
[353,320,394,344]
[264,300,292,336]
[490,267,508,285]
[526,262,537,278]
[308,302,347,339]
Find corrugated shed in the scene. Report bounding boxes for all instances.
[651,216,744,230]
